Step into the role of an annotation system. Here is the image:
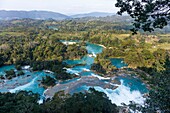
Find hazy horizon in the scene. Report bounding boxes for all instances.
[0,0,118,15]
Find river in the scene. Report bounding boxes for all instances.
[0,41,148,106]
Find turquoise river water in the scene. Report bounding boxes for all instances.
[0,41,148,105]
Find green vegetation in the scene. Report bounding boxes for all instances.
[116,0,170,33]
[30,60,76,80]
[94,35,169,73]
[0,89,118,113]
[91,58,116,74]
[0,91,41,113]
[145,63,170,112]
[0,14,169,112]
[3,69,25,79]
[115,1,170,112]
[128,58,170,112]
[65,44,87,60]
[5,69,16,79]
[43,88,118,113]
[41,76,56,88]
[0,18,169,81]
[17,70,25,76]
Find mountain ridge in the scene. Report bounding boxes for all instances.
[0,10,70,20]
[71,12,115,18]
[0,10,117,20]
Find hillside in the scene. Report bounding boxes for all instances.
[0,10,70,20]
[71,12,114,18]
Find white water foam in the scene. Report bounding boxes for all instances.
[92,52,97,57]
[62,41,77,45]
[91,73,110,80]
[88,54,93,57]
[43,70,54,74]
[87,53,96,57]
[38,98,44,104]
[22,65,30,70]
[66,68,80,75]
[9,76,38,93]
[66,67,91,75]
[88,80,145,106]
[82,68,90,72]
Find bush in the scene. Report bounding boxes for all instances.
[5,69,16,79]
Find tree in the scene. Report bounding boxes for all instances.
[0,91,41,113]
[0,54,4,66]
[43,88,118,113]
[128,58,170,112]
[41,76,56,88]
[144,71,170,112]
[115,0,170,33]
[144,58,170,112]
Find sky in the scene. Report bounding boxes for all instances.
[0,0,119,15]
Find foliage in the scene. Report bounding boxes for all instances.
[0,54,4,66]
[0,14,169,113]
[92,57,116,74]
[0,91,41,113]
[144,58,170,112]
[129,58,170,112]
[91,63,107,74]
[41,76,56,88]
[5,69,16,79]
[17,70,25,76]
[116,0,170,33]
[0,89,118,113]
[30,60,76,80]
[42,88,118,113]
[65,44,87,60]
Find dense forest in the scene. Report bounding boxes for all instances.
[0,88,118,113]
[0,14,170,112]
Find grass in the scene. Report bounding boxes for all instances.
[157,43,170,50]
[0,32,25,37]
[148,43,170,52]
[158,34,170,37]
[111,34,130,40]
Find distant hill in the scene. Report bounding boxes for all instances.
[71,15,132,23]
[71,12,115,18]
[0,10,70,20]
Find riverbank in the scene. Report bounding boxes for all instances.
[108,68,151,90]
[0,74,35,92]
[44,76,119,98]
[0,41,149,106]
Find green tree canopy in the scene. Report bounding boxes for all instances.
[115,0,170,33]
[43,88,118,113]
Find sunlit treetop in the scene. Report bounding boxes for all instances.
[115,0,170,34]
